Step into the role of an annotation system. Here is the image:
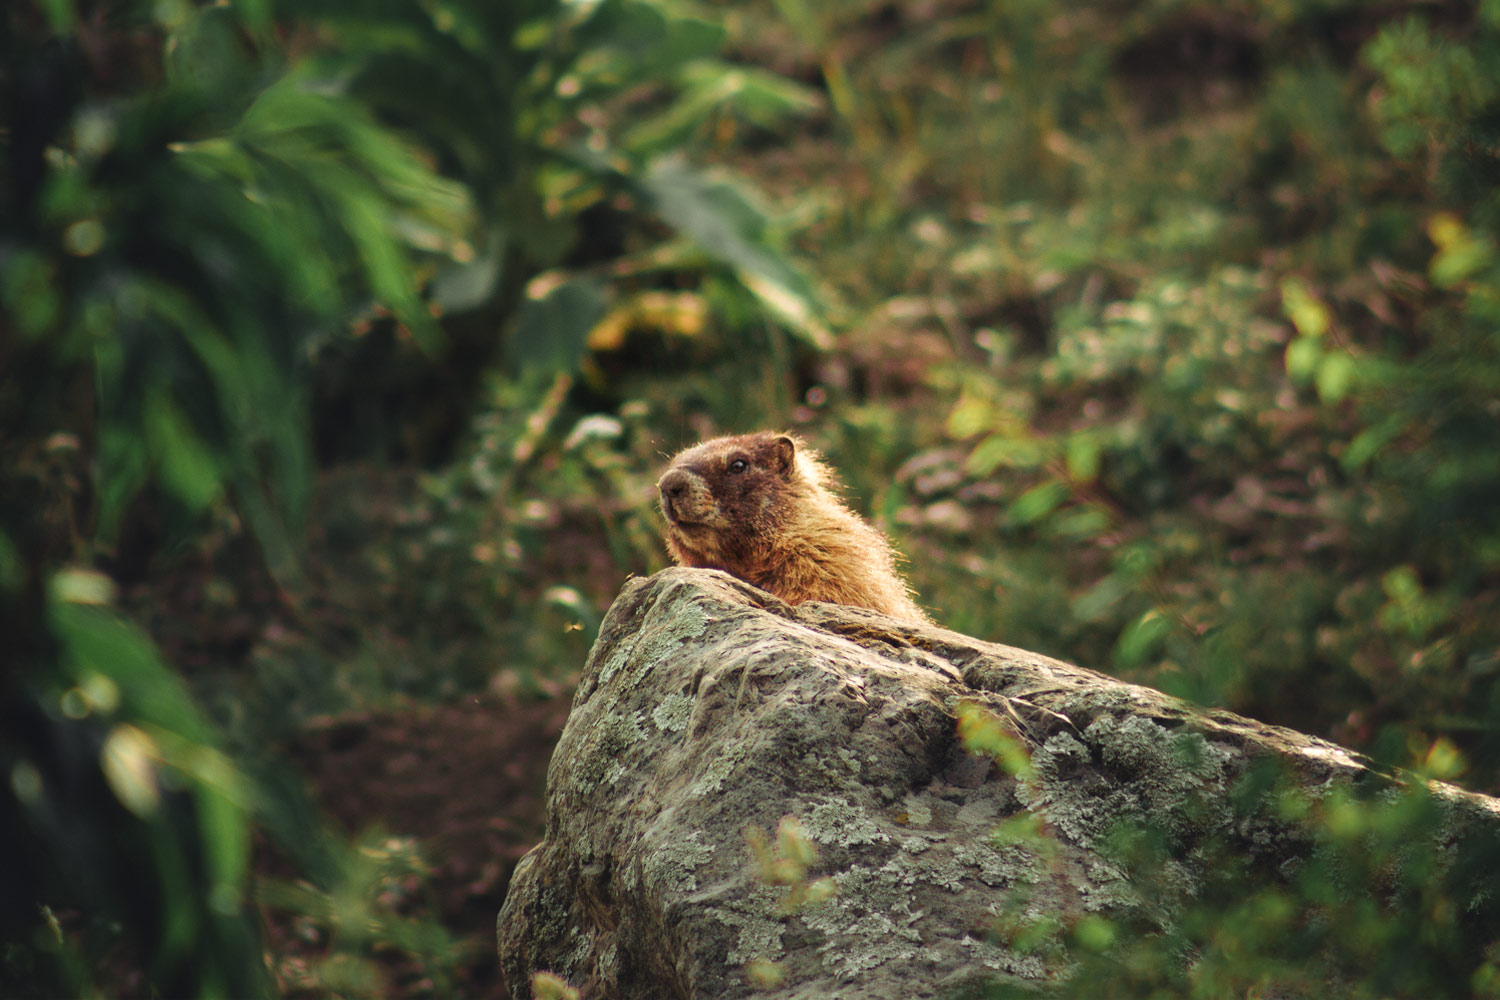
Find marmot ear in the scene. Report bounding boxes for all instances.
[771,435,796,478]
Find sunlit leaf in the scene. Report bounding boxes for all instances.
[1280,277,1330,339]
[638,158,827,347]
[101,724,162,817]
[532,971,582,1000]
[1284,336,1321,381]
[1314,351,1356,404]
[955,701,1032,776]
[51,568,117,606]
[1072,915,1117,953]
[1422,737,1466,780]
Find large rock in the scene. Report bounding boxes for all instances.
[496,568,1500,999]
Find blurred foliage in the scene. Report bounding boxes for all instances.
[1,578,269,998]
[6,0,1500,994]
[706,1,1500,992]
[966,717,1500,1000]
[2,0,818,993]
[708,0,1500,782]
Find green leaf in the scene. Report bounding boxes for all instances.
[1381,565,1422,605]
[1048,505,1110,540]
[146,396,224,512]
[638,159,827,347]
[1009,480,1069,526]
[1315,351,1356,404]
[967,433,1048,476]
[579,0,725,81]
[1073,915,1117,952]
[0,249,61,339]
[624,61,822,155]
[1342,413,1407,471]
[95,425,151,546]
[509,277,607,374]
[38,0,76,32]
[1113,610,1172,668]
[1065,432,1101,482]
[1284,336,1321,381]
[50,602,213,741]
[1280,277,1330,339]
[1431,236,1494,288]
[101,724,163,818]
[51,568,117,606]
[164,5,250,94]
[1071,573,1130,623]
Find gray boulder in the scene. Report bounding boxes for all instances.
[496,568,1500,999]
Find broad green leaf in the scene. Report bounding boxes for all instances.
[1049,505,1110,540]
[1280,276,1329,339]
[968,433,1047,476]
[1284,336,1321,381]
[1343,414,1407,471]
[1071,574,1128,623]
[1315,351,1356,404]
[1113,610,1171,668]
[1009,480,1069,526]
[50,602,213,739]
[945,394,992,440]
[1073,915,1117,953]
[1065,432,1101,482]
[509,277,607,374]
[1432,236,1493,288]
[638,159,827,347]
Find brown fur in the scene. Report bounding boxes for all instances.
[656,431,931,623]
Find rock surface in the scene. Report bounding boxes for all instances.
[496,568,1500,999]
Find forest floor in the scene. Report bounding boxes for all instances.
[260,694,572,999]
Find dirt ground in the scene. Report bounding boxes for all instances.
[263,693,573,999]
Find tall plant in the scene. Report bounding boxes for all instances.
[0,0,821,992]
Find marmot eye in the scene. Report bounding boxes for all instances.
[728,459,749,473]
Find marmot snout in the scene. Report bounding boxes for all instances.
[656,431,930,623]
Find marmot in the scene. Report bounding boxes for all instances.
[656,431,931,623]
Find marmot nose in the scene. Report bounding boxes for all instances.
[658,469,689,502]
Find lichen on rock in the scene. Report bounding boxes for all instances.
[496,567,1500,999]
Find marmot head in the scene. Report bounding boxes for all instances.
[657,431,803,568]
[656,431,930,622]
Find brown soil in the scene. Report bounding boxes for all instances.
[261,693,572,999]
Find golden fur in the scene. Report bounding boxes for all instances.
[656,431,930,623]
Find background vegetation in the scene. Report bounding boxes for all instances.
[2,0,1497,996]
